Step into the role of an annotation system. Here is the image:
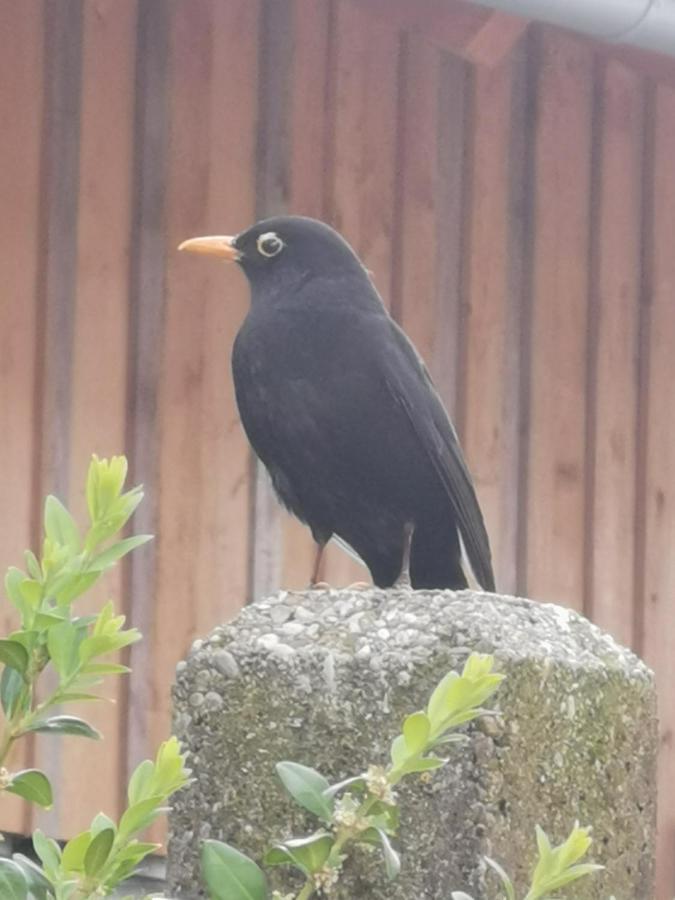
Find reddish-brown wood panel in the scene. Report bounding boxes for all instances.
[525,29,594,609]
[587,60,644,644]
[641,84,675,900]
[148,0,259,838]
[0,0,44,836]
[46,0,138,836]
[462,53,518,592]
[281,0,334,589]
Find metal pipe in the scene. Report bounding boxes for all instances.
[466,0,675,56]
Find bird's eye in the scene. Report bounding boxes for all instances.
[257,232,284,258]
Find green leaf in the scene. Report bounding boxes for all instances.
[61,830,92,872]
[19,578,41,610]
[118,796,166,840]
[400,755,446,776]
[84,827,115,877]
[91,812,117,835]
[1,666,26,718]
[5,568,28,616]
[55,572,100,606]
[201,840,268,900]
[275,761,334,822]
[24,552,42,582]
[82,662,131,676]
[427,671,459,725]
[0,639,29,676]
[484,856,516,900]
[402,711,430,754]
[0,859,29,900]
[390,734,408,768]
[32,828,62,874]
[87,535,152,572]
[79,631,140,664]
[6,770,53,808]
[376,828,400,880]
[47,620,81,680]
[25,715,101,739]
[265,833,333,875]
[127,759,154,806]
[44,496,80,553]
[11,855,52,900]
[110,840,159,867]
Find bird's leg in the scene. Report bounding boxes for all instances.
[309,539,329,589]
[394,521,415,589]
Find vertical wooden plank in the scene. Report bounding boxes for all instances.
[148,0,258,840]
[641,84,675,900]
[0,1,44,836]
[462,51,522,593]
[250,0,293,600]
[32,0,84,838]
[281,0,334,589]
[393,38,442,365]
[321,0,401,584]
[435,53,470,423]
[55,0,137,835]
[125,0,170,780]
[524,28,593,608]
[586,60,644,644]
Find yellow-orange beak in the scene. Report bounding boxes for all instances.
[177,235,241,261]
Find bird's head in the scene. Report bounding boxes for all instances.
[178,215,372,304]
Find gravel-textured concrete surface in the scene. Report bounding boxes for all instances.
[168,588,656,899]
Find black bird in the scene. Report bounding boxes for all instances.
[179,216,495,592]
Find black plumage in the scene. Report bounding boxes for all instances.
[179,216,495,592]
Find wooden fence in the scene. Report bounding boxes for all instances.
[0,0,673,893]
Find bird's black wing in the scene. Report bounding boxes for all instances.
[381,319,496,592]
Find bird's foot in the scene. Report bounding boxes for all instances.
[393,572,412,591]
[308,580,332,590]
[345,581,371,591]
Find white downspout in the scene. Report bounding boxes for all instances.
[465,0,675,56]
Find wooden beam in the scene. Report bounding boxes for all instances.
[589,40,675,90]
[357,0,527,66]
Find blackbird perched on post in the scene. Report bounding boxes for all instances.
[179,216,495,592]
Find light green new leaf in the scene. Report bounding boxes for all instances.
[127,759,154,806]
[32,828,62,874]
[118,796,166,840]
[87,535,152,572]
[4,568,28,617]
[390,734,408,768]
[61,830,92,872]
[6,770,53,808]
[47,620,81,680]
[402,711,430,754]
[201,840,268,900]
[276,761,334,822]
[427,671,459,726]
[44,495,80,553]
[55,572,99,606]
